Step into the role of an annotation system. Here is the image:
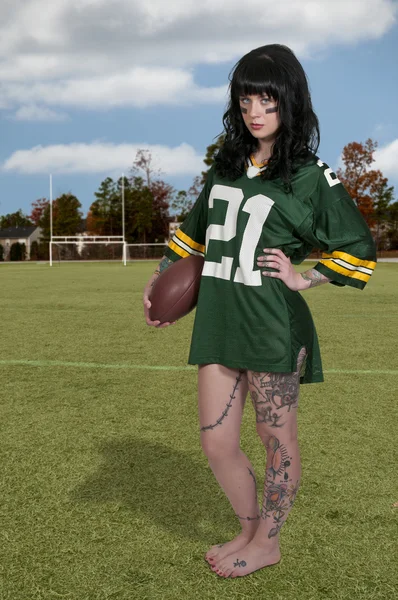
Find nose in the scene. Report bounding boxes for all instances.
[248,100,263,118]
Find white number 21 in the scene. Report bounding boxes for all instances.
[202,184,274,287]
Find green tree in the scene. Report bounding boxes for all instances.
[40,193,83,240]
[170,190,192,222]
[89,177,120,235]
[182,134,226,210]
[200,134,225,183]
[131,182,153,242]
[372,180,395,251]
[385,200,398,250]
[30,240,39,260]
[0,210,33,229]
[10,242,25,261]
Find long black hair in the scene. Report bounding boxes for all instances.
[214,44,320,191]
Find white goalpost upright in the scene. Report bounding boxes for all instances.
[49,173,127,266]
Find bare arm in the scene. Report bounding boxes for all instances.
[143,255,175,327]
[257,248,333,291]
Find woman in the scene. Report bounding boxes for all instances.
[143,44,376,579]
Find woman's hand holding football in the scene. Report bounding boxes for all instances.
[257,248,304,292]
[143,281,175,328]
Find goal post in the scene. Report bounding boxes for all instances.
[125,243,169,262]
[49,173,127,266]
[50,236,127,265]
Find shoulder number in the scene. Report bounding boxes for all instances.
[317,159,341,187]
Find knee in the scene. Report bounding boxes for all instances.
[256,423,298,447]
[200,433,240,461]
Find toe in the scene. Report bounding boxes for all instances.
[224,568,234,578]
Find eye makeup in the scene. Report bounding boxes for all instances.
[239,96,278,115]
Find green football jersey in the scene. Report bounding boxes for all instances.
[165,155,377,384]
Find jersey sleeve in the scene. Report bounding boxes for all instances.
[164,166,213,263]
[301,160,377,290]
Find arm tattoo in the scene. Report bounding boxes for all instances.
[300,268,331,288]
[154,256,173,277]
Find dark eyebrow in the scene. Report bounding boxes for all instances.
[238,93,271,98]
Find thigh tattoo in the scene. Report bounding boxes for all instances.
[248,348,306,428]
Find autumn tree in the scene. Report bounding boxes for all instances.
[29,199,49,226]
[336,139,393,223]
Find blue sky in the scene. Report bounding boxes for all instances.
[1,0,398,219]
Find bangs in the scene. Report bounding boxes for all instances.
[231,55,282,101]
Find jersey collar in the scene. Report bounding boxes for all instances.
[246,154,268,179]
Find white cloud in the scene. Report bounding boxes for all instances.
[1,142,204,175]
[374,139,398,178]
[0,0,396,111]
[3,69,227,109]
[13,105,68,121]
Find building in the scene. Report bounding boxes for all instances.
[0,226,42,260]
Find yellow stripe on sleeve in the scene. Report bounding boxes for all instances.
[321,251,376,270]
[318,259,371,283]
[175,229,205,253]
[169,240,189,258]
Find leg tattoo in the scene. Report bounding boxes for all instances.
[200,371,244,432]
[248,349,306,540]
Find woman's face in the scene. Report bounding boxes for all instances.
[239,93,280,144]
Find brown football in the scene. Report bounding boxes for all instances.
[149,255,204,323]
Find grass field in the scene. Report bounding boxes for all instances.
[1,261,397,600]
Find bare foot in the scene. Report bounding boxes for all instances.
[205,530,256,565]
[211,538,281,578]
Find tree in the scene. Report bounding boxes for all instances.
[40,193,83,240]
[372,180,395,251]
[0,210,33,229]
[170,190,192,222]
[130,178,153,242]
[29,199,49,226]
[89,177,120,235]
[133,149,163,187]
[30,240,39,260]
[10,242,26,261]
[180,134,226,214]
[336,139,392,223]
[200,134,225,184]
[384,200,398,250]
[129,149,172,242]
